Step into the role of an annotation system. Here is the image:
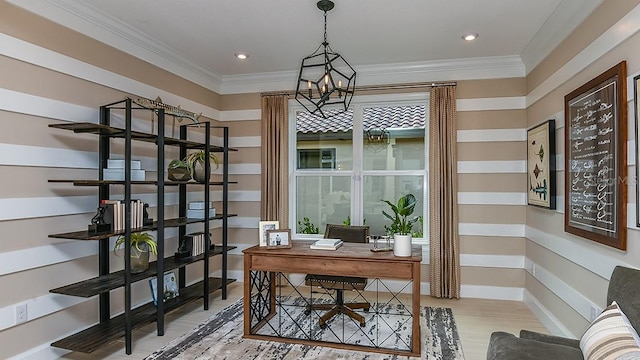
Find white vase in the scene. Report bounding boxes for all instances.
[393,234,412,257]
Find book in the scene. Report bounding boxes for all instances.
[149,271,179,305]
[313,238,342,246]
[310,240,343,250]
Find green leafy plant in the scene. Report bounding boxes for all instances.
[382,193,418,235]
[184,150,219,171]
[412,215,424,238]
[342,216,350,226]
[297,217,319,234]
[168,159,191,172]
[114,232,158,255]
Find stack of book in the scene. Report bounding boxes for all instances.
[103,159,146,181]
[309,238,343,250]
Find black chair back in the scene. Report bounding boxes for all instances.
[324,224,369,244]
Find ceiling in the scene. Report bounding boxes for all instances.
[10,0,604,93]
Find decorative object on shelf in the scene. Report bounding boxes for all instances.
[132,96,201,125]
[114,232,157,273]
[294,0,356,118]
[266,229,292,249]
[527,119,556,209]
[168,159,192,181]
[258,220,279,247]
[88,206,111,233]
[104,158,146,181]
[143,203,153,226]
[187,201,216,219]
[369,235,393,252]
[382,193,418,257]
[564,61,627,250]
[148,271,179,306]
[185,149,219,183]
[175,232,211,260]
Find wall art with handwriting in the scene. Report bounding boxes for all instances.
[564,61,627,250]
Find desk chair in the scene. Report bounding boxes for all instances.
[305,224,371,328]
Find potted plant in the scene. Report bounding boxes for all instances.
[167,159,192,181]
[382,193,418,257]
[114,232,158,273]
[184,150,219,183]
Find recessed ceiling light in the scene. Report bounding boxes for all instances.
[235,53,249,60]
[462,33,479,41]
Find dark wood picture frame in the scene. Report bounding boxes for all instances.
[634,74,640,226]
[564,61,627,250]
[266,229,292,249]
[527,119,556,209]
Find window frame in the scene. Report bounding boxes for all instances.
[288,92,430,245]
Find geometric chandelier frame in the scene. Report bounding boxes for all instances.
[295,0,356,118]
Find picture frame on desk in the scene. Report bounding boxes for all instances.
[258,220,279,247]
[266,229,292,249]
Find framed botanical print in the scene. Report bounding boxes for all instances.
[564,61,627,250]
[527,119,556,209]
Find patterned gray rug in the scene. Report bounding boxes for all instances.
[146,298,464,360]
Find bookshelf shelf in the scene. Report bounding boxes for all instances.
[47,99,236,354]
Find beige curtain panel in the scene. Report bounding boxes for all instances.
[260,94,289,225]
[429,85,461,299]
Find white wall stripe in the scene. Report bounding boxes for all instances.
[218,109,261,121]
[457,97,526,111]
[461,254,524,268]
[524,258,600,325]
[459,223,525,237]
[457,129,526,142]
[0,88,97,122]
[527,3,640,107]
[524,289,575,338]
[525,226,635,280]
[458,192,526,205]
[228,136,261,148]
[460,285,523,301]
[0,293,86,332]
[457,160,526,173]
[0,241,97,276]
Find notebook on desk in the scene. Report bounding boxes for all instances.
[310,238,343,250]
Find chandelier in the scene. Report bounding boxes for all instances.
[295,0,356,118]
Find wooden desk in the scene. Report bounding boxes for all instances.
[243,241,422,356]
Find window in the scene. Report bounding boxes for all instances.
[290,94,428,240]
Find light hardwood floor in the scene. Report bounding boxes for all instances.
[60,282,548,360]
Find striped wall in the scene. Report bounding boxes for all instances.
[4,0,640,358]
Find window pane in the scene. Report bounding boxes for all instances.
[296,176,351,234]
[363,105,426,170]
[296,109,353,170]
[363,175,424,237]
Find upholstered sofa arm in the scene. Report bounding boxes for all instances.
[487,331,583,360]
[519,329,580,349]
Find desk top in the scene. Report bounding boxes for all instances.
[243,240,422,262]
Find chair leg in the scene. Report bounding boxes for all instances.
[342,305,366,327]
[318,306,340,328]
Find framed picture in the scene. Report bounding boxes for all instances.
[258,220,279,247]
[527,119,556,209]
[564,61,627,250]
[634,74,640,227]
[266,229,292,249]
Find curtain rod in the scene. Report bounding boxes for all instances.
[260,81,456,97]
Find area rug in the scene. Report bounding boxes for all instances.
[145,298,464,360]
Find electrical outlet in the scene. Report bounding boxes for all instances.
[15,304,27,324]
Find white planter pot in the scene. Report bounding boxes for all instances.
[393,234,412,257]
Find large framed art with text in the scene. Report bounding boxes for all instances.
[564,61,627,250]
[527,120,556,209]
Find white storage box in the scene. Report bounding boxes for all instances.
[188,201,214,210]
[107,159,142,170]
[187,208,216,219]
[103,169,146,181]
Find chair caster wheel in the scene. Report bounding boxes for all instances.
[360,322,366,327]
[364,307,370,312]
[304,309,311,315]
[320,323,327,329]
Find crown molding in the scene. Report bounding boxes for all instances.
[221,56,526,94]
[520,0,604,74]
[7,0,223,92]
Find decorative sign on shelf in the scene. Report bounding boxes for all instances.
[564,61,627,250]
[527,119,556,209]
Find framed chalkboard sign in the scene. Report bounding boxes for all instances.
[564,61,627,250]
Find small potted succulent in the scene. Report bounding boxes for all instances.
[167,159,192,181]
[184,150,219,183]
[114,232,158,273]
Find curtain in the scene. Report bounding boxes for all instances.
[429,85,460,299]
[260,94,289,225]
